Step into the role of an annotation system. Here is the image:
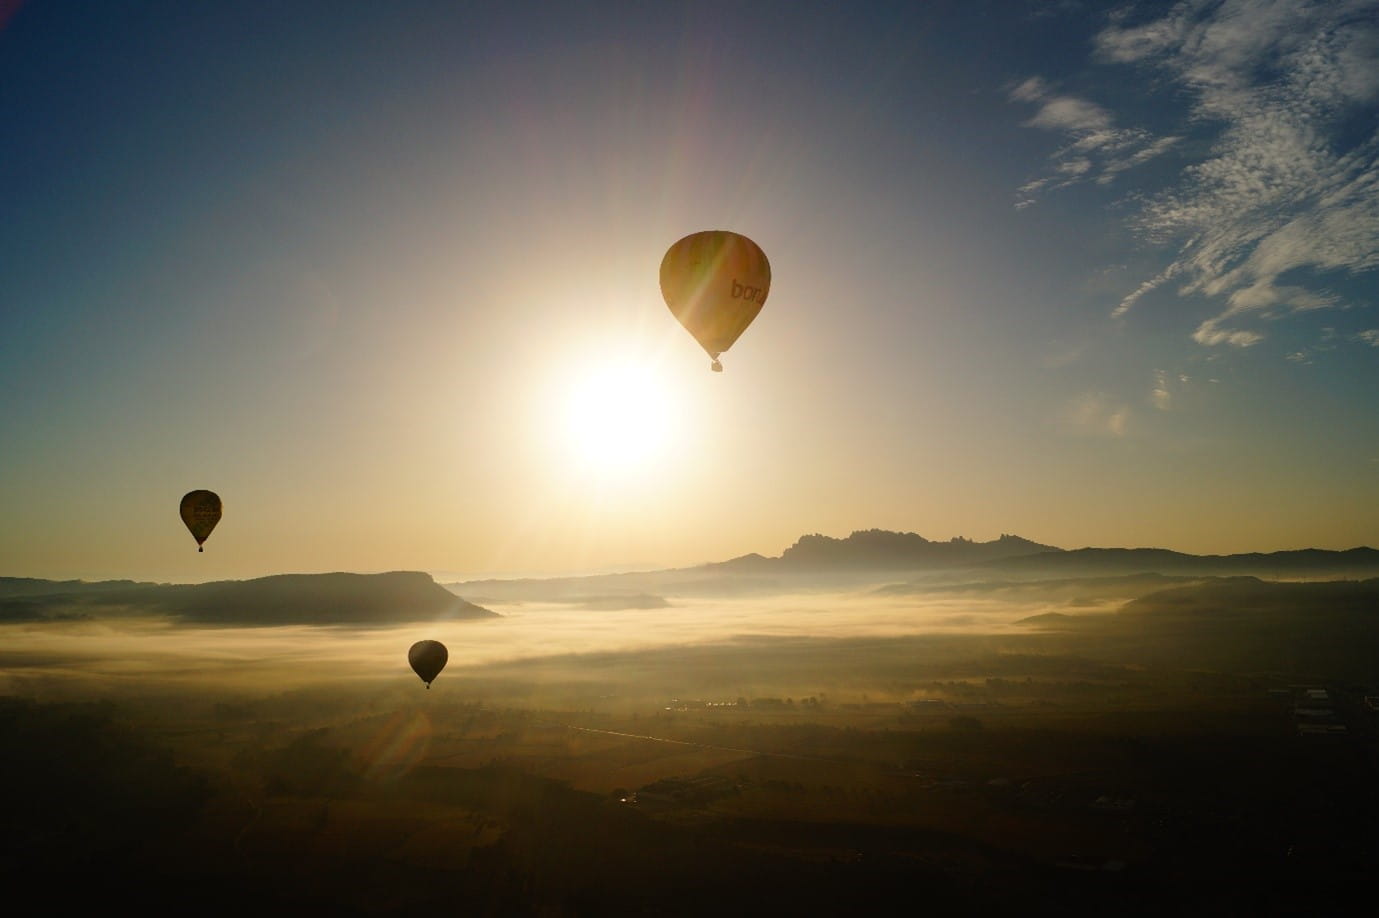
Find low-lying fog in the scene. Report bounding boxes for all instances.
[0,585,1131,701]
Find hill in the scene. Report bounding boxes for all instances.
[0,571,494,625]
[0,577,155,598]
[986,546,1379,579]
[1018,576,1379,679]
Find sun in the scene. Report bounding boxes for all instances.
[560,361,676,475]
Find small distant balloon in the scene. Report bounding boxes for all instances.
[409,640,448,689]
[660,230,770,372]
[179,490,221,553]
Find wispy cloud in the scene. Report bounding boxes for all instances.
[1111,262,1183,318]
[1149,369,1192,409]
[1009,76,1180,208]
[1063,391,1130,435]
[1151,370,1172,408]
[1015,0,1379,350]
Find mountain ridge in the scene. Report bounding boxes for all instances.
[0,571,495,625]
[9,531,1379,610]
[448,530,1379,602]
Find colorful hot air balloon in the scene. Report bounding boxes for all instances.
[660,230,770,372]
[179,490,222,552]
[408,640,448,689]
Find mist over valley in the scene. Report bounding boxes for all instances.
[4,530,1379,913]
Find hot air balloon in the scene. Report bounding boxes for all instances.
[179,490,222,552]
[660,230,770,372]
[408,640,448,689]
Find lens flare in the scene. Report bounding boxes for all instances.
[358,710,433,782]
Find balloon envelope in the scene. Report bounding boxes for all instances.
[408,640,448,687]
[660,231,770,370]
[179,490,222,552]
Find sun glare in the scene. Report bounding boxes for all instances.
[561,361,675,476]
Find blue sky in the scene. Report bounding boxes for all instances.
[2,0,1376,581]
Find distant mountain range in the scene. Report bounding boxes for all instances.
[752,530,1061,569]
[7,531,1378,620]
[720,530,1379,578]
[450,530,1379,601]
[0,571,494,625]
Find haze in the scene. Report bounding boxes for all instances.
[1,588,1111,700]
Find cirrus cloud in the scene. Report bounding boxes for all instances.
[1009,76,1180,209]
[1014,0,1379,352]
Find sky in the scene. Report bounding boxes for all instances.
[2,0,1377,583]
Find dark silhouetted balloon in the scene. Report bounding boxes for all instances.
[408,640,448,688]
[179,490,222,553]
[660,230,770,372]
